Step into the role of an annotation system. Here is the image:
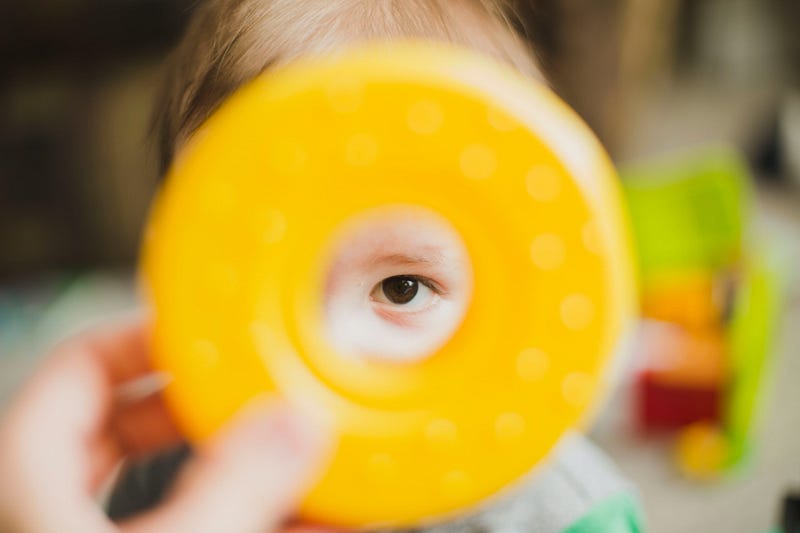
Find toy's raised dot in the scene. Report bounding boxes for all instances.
[441,470,471,499]
[199,178,236,215]
[205,262,239,296]
[561,372,595,408]
[426,418,459,449]
[346,133,378,166]
[326,78,363,113]
[459,144,496,180]
[494,412,526,442]
[487,105,517,132]
[530,234,566,270]
[516,348,550,382]
[249,320,280,353]
[193,339,220,366]
[366,452,397,481]
[582,219,601,254]
[270,142,307,174]
[560,293,594,330]
[407,100,443,135]
[257,208,287,244]
[525,165,561,202]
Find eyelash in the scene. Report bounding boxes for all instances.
[399,275,444,295]
[369,274,445,325]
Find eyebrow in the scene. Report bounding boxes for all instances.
[365,251,445,268]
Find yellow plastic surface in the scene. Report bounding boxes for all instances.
[141,43,635,528]
[676,422,729,480]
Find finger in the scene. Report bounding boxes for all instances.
[280,525,347,533]
[5,317,152,440]
[120,400,333,533]
[112,391,183,456]
[45,319,182,456]
[0,319,149,488]
[281,526,345,533]
[76,316,153,385]
[281,515,350,533]
[86,391,183,493]
[86,433,124,493]
[0,317,182,532]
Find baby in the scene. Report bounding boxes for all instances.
[110,0,642,531]
[324,208,473,362]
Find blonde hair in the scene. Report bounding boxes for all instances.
[154,0,542,173]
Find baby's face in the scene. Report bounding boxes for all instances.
[323,209,472,363]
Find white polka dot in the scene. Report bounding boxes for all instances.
[516,348,550,382]
[426,418,459,449]
[194,339,219,365]
[487,106,517,132]
[326,78,363,113]
[407,100,444,135]
[441,470,471,498]
[345,133,378,166]
[206,262,238,296]
[582,219,601,254]
[259,209,287,244]
[459,144,496,180]
[561,372,595,407]
[560,294,595,330]
[250,320,279,352]
[271,142,307,174]
[530,234,566,270]
[366,452,396,481]
[199,178,236,215]
[495,412,526,442]
[525,165,561,201]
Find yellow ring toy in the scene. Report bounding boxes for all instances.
[141,43,635,528]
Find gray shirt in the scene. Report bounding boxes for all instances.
[107,432,638,532]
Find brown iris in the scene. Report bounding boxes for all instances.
[381,276,419,304]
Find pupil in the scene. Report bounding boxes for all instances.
[382,276,418,304]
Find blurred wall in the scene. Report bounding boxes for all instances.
[0,0,195,279]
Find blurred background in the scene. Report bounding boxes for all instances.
[1,1,799,532]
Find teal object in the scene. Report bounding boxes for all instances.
[563,493,644,533]
[621,146,750,282]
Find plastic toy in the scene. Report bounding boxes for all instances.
[638,324,726,429]
[140,43,635,527]
[621,147,785,478]
[622,148,748,285]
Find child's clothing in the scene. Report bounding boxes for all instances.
[401,432,642,533]
[108,431,643,532]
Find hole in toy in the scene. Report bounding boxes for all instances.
[323,207,472,363]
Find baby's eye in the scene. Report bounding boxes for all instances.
[371,275,439,310]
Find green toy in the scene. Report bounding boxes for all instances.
[621,146,787,477]
[622,146,750,283]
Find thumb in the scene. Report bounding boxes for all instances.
[122,399,333,533]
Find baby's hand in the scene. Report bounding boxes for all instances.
[0,318,334,533]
